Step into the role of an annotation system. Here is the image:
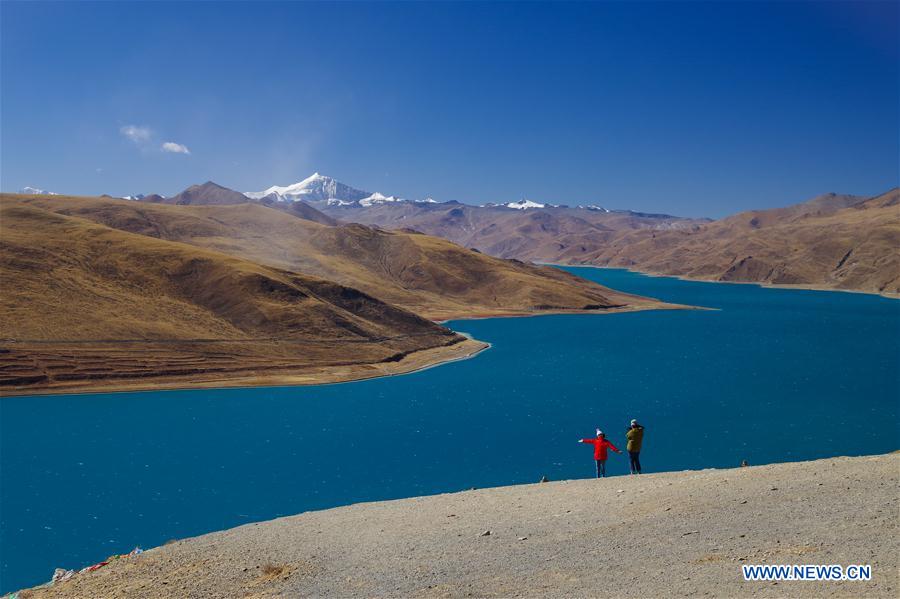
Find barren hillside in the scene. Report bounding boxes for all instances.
[14,194,668,319]
[0,200,477,395]
[20,453,898,598]
[580,189,900,294]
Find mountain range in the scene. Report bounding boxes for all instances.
[221,174,897,295]
[1,190,666,394]
[243,174,603,211]
[21,174,895,294]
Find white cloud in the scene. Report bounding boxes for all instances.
[121,123,190,155]
[161,141,190,155]
[120,125,152,143]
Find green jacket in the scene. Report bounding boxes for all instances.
[626,426,644,452]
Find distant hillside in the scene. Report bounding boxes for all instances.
[314,186,898,295]
[239,173,705,250]
[320,201,705,260]
[142,181,338,226]
[146,181,252,206]
[18,194,666,320]
[578,189,900,295]
[0,198,476,394]
[259,195,338,226]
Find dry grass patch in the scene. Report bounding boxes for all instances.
[260,563,285,577]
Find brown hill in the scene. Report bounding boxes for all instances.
[15,194,667,320]
[147,181,252,206]
[577,189,900,295]
[714,192,867,229]
[0,198,478,395]
[258,196,338,226]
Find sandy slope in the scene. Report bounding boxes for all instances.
[22,454,897,598]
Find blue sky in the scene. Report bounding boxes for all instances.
[1,1,897,217]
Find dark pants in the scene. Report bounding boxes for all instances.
[629,451,641,474]
[595,459,607,478]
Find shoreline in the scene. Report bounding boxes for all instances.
[0,338,490,399]
[550,263,900,299]
[17,452,898,598]
[1,300,690,399]
[435,299,703,324]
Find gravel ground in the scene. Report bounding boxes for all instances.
[20,453,898,598]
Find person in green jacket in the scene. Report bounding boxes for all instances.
[626,419,645,474]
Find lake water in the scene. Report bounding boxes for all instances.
[1,268,898,592]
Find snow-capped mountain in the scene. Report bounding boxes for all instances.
[121,194,146,201]
[359,192,404,207]
[325,198,357,207]
[577,204,610,213]
[245,173,370,203]
[247,173,441,208]
[248,173,608,213]
[503,199,556,210]
[19,186,58,195]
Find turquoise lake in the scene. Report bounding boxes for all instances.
[1,267,898,592]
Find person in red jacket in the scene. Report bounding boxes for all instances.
[578,429,622,478]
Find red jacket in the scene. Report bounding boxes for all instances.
[581,437,620,460]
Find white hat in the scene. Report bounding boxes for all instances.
[596,428,603,435]
[630,419,638,425]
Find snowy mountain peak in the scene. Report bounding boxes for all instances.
[293,172,327,187]
[245,173,370,203]
[359,192,404,207]
[578,204,610,213]
[505,199,549,210]
[19,186,58,195]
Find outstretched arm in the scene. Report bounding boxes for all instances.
[607,440,621,453]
